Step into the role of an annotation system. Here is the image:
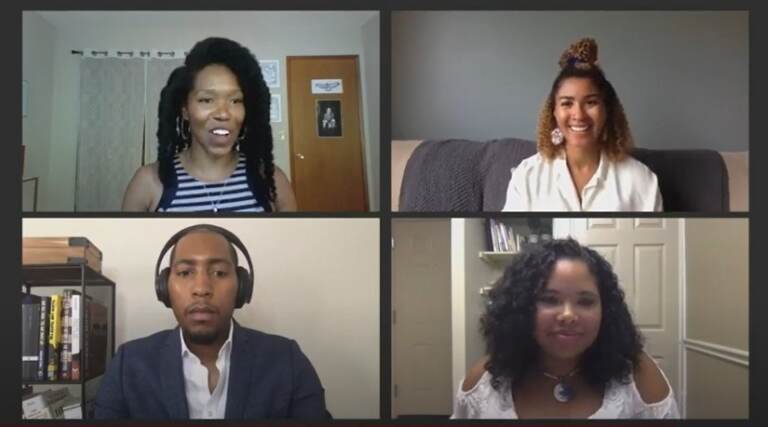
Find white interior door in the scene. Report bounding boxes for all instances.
[554,218,680,399]
[392,219,452,417]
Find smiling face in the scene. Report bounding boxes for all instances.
[168,230,238,346]
[534,258,602,363]
[553,77,607,149]
[182,64,245,156]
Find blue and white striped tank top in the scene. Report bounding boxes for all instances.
[156,154,266,212]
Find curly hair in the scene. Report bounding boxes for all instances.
[481,238,643,392]
[156,37,275,210]
[537,38,633,161]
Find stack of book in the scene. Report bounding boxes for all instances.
[21,291,108,383]
[21,388,82,419]
[487,219,523,252]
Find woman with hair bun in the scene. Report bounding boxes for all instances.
[122,37,296,212]
[452,238,679,419]
[502,38,662,212]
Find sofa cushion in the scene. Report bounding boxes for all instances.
[400,138,729,212]
[631,148,729,212]
[399,138,535,211]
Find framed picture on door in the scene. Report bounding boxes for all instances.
[316,99,342,138]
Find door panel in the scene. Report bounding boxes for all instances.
[392,220,452,417]
[287,56,367,211]
[555,218,680,397]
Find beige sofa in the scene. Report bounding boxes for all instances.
[392,139,748,212]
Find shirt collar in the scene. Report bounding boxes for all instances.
[554,149,608,186]
[180,318,235,360]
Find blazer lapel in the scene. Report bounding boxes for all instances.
[159,327,189,419]
[225,322,254,419]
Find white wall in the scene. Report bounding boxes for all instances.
[22,218,380,418]
[360,14,381,210]
[28,11,379,211]
[21,12,56,210]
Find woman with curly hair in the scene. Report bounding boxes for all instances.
[452,238,678,418]
[122,37,296,212]
[502,38,662,211]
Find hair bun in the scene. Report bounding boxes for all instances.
[558,38,599,70]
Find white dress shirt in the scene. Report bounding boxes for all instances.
[180,320,234,419]
[501,152,663,212]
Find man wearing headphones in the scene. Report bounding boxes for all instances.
[94,224,329,419]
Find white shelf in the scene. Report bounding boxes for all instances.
[478,251,518,267]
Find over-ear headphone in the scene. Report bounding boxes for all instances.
[154,224,254,309]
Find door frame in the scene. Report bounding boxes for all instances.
[285,55,369,211]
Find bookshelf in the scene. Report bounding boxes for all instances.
[22,263,115,419]
[452,218,555,378]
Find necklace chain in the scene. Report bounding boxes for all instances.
[542,368,579,381]
[202,178,229,213]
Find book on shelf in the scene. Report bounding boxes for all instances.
[70,293,81,381]
[21,387,79,419]
[59,290,72,380]
[62,399,83,419]
[86,299,108,379]
[47,294,61,381]
[37,296,50,381]
[21,293,41,382]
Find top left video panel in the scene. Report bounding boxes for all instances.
[22,11,380,213]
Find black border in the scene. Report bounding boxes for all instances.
[5,0,765,426]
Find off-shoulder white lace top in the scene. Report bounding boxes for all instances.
[451,370,680,419]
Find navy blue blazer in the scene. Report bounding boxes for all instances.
[94,322,329,419]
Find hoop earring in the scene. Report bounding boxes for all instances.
[176,116,190,141]
[237,126,247,143]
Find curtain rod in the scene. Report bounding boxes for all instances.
[71,50,187,57]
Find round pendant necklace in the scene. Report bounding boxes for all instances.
[542,368,579,403]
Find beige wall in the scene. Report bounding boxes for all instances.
[24,11,379,211]
[684,218,748,418]
[22,12,56,210]
[22,218,380,418]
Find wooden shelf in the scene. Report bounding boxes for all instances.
[22,264,114,287]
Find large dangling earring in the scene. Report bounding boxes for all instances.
[176,116,190,141]
[551,128,564,146]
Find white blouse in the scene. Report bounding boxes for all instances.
[502,152,663,212]
[451,370,680,419]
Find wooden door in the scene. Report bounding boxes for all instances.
[392,219,452,417]
[554,218,681,399]
[287,56,367,211]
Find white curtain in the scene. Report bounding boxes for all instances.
[144,58,184,164]
[76,58,145,211]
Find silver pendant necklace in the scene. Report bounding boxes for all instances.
[202,178,229,213]
[542,368,579,403]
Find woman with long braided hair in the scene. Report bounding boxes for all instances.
[123,37,296,212]
[502,38,662,212]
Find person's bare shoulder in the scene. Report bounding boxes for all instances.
[272,166,297,212]
[122,163,162,212]
[633,352,672,404]
[462,356,490,392]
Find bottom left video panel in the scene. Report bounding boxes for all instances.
[21,218,380,420]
